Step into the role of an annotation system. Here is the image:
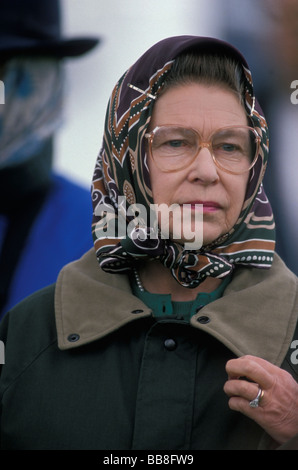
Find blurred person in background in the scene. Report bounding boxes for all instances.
[0,0,100,318]
[262,0,298,275]
[222,0,298,275]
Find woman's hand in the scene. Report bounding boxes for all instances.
[223,355,298,444]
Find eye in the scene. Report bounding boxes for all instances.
[213,138,244,157]
[167,139,186,148]
[220,143,238,152]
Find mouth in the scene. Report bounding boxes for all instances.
[182,201,221,213]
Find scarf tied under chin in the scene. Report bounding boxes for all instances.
[91,36,275,288]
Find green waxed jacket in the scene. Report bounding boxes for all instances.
[0,249,298,450]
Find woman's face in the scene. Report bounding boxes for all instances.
[147,82,250,247]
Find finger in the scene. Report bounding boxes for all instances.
[224,378,260,401]
[224,379,267,410]
[227,355,282,375]
[225,380,268,411]
[225,356,275,389]
[227,394,266,416]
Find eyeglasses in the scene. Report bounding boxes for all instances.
[145,125,261,175]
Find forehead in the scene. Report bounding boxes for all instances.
[150,82,248,132]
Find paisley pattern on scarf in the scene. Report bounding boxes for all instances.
[91,36,275,288]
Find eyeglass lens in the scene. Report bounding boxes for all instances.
[150,126,258,173]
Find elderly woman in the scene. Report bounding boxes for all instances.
[0,36,297,450]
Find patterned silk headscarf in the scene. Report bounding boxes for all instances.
[91,36,275,288]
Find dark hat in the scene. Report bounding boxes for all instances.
[0,0,100,59]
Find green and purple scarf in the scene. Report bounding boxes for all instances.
[91,36,275,288]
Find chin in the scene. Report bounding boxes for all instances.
[202,233,223,247]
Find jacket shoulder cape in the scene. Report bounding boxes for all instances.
[55,249,298,369]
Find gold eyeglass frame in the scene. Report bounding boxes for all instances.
[145,125,261,175]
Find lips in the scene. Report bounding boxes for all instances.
[182,201,221,213]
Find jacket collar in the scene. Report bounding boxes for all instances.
[55,249,151,350]
[55,249,298,366]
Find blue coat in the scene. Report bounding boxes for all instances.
[0,173,93,318]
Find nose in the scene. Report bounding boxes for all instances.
[187,146,219,184]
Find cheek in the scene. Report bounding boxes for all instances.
[225,174,249,219]
[150,178,172,204]
[149,165,177,204]
[238,173,250,203]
